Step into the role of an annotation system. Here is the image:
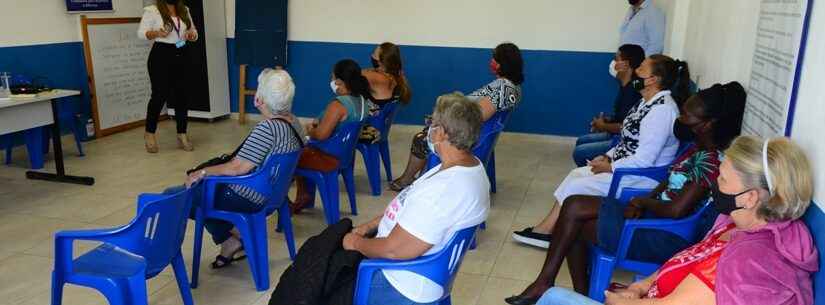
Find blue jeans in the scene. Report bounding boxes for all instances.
[572,133,614,167]
[368,271,439,305]
[537,287,603,305]
[164,184,263,244]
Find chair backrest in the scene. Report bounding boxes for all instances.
[367,101,400,142]
[124,189,193,276]
[425,110,511,170]
[414,226,478,299]
[312,121,363,166]
[241,150,301,209]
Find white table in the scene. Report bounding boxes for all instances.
[0,90,95,185]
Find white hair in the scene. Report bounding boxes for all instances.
[255,68,295,114]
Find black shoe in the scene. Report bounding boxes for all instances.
[512,227,551,248]
[505,295,539,305]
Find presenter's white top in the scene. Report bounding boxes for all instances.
[375,161,490,303]
[137,5,197,44]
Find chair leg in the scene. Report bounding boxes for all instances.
[190,214,205,288]
[319,172,340,225]
[51,272,64,305]
[360,144,382,196]
[24,127,45,169]
[125,274,149,305]
[342,168,358,215]
[587,251,616,303]
[278,203,297,260]
[487,151,497,194]
[71,119,85,156]
[171,251,194,305]
[379,141,393,182]
[3,135,12,165]
[239,215,270,291]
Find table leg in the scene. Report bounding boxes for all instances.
[25,98,95,185]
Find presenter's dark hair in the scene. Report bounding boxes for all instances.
[334,59,373,100]
[155,0,192,29]
[493,43,524,85]
[618,44,645,70]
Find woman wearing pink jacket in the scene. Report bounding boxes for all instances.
[533,136,818,305]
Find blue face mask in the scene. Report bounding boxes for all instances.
[427,126,440,157]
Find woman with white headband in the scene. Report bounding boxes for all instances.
[534,136,818,305]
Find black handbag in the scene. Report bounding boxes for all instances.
[186,118,302,175]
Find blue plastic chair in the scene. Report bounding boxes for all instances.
[356,101,401,196]
[426,110,511,193]
[353,225,479,305]
[3,127,46,168]
[191,150,301,292]
[51,189,195,305]
[295,121,363,225]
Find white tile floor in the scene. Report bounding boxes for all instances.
[0,118,629,305]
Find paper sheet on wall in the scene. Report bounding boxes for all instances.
[742,0,809,137]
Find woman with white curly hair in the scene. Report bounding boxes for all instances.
[170,68,306,269]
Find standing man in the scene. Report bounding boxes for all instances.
[620,0,666,56]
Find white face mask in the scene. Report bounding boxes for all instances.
[330,80,339,95]
[426,126,440,157]
[608,60,618,78]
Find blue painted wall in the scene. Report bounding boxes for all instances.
[228,39,620,136]
[0,42,90,125]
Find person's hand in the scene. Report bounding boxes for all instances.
[185,170,206,188]
[352,225,371,237]
[611,288,642,299]
[604,291,633,305]
[185,29,198,41]
[623,198,645,219]
[342,232,361,251]
[591,116,607,132]
[589,157,612,174]
[154,28,171,38]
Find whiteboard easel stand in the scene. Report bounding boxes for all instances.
[238,64,256,125]
[80,16,168,137]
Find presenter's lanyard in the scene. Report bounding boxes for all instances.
[172,17,181,38]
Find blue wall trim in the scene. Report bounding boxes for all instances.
[804,204,825,305]
[0,42,91,139]
[227,39,619,136]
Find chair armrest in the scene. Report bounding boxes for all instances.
[136,193,167,211]
[201,173,264,211]
[53,226,129,274]
[354,256,442,305]
[613,215,701,262]
[607,166,670,199]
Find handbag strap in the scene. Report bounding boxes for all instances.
[228,117,305,159]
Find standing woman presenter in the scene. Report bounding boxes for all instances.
[138,0,199,153]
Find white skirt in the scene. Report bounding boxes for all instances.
[553,166,659,205]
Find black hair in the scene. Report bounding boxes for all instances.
[334,59,373,100]
[618,44,645,70]
[694,81,747,149]
[648,55,691,106]
[493,43,524,85]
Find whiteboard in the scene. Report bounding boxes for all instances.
[82,17,163,136]
[742,0,811,137]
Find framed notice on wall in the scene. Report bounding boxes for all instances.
[66,0,114,13]
[742,0,813,137]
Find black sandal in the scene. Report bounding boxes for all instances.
[210,247,247,269]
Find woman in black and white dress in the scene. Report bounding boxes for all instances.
[510,55,691,252]
[138,0,198,153]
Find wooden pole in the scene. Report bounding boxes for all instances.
[239,64,247,124]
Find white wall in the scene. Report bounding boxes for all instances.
[225,0,657,52]
[0,0,145,47]
[676,0,825,207]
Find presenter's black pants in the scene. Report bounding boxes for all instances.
[146,42,190,134]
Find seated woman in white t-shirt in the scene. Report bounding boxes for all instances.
[343,92,491,305]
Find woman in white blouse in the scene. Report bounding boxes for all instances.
[137,0,198,153]
[510,55,691,253]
